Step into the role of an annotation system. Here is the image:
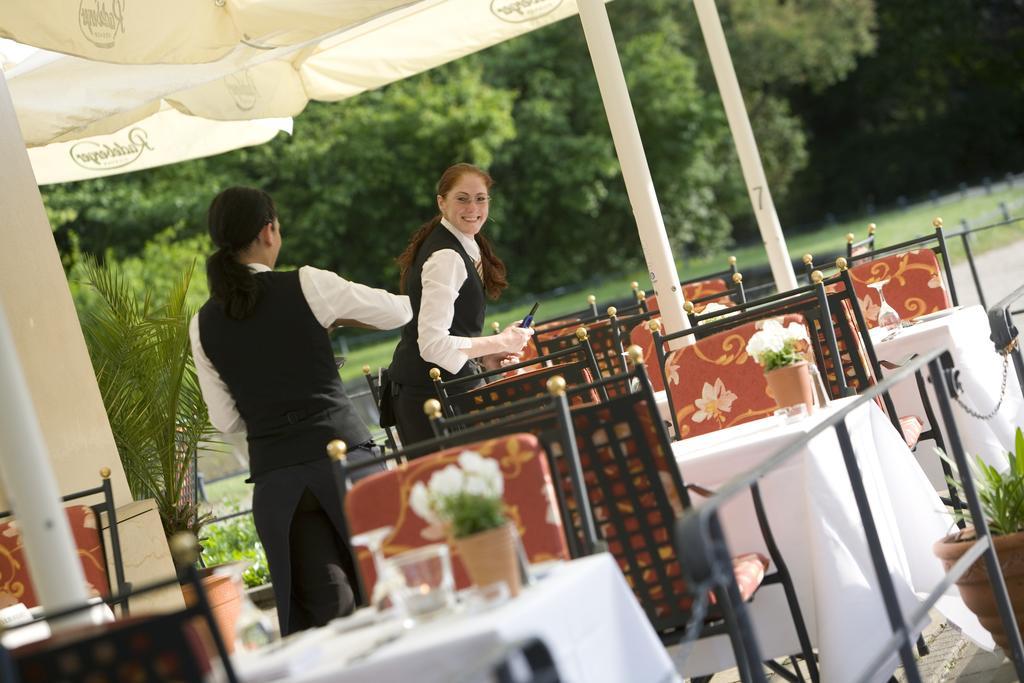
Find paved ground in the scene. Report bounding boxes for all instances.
[949,237,1024,311]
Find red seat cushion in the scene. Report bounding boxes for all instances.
[345,433,569,595]
[0,505,108,607]
[899,415,925,450]
[730,552,770,602]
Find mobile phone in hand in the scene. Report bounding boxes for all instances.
[520,302,540,328]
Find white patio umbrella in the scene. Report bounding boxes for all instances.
[0,0,797,615]
[28,106,292,185]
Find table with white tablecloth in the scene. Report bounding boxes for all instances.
[670,398,991,683]
[870,305,1024,479]
[232,553,677,683]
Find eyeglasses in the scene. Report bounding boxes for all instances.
[452,194,490,206]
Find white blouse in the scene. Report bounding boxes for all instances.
[190,263,412,434]
[416,218,483,374]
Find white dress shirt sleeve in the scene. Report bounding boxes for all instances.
[189,314,246,434]
[418,249,476,374]
[299,265,412,330]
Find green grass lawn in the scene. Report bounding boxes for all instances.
[337,185,1024,383]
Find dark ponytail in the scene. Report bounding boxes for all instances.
[206,186,277,320]
[397,215,442,294]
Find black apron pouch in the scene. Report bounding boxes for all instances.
[377,367,398,428]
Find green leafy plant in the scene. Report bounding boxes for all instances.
[78,255,212,538]
[942,428,1024,537]
[200,512,270,588]
[408,451,507,539]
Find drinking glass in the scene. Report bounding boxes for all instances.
[866,279,901,331]
[386,544,455,623]
[350,526,396,611]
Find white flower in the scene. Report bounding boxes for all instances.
[783,322,809,342]
[464,475,495,497]
[409,481,439,525]
[458,450,503,496]
[457,451,489,476]
[428,464,466,498]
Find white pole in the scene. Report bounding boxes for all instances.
[576,0,692,343]
[0,304,92,625]
[692,0,799,292]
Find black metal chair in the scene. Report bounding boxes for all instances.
[3,533,238,683]
[361,365,400,451]
[0,468,130,614]
[544,351,818,681]
[429,338,605,418]
[846,223,878,259]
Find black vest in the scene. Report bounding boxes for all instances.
[198,270,370,477]
[390,224,485,387]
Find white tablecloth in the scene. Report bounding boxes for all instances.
[870,305,1024,480]
[233,554,676,683]
[670,398,991,682]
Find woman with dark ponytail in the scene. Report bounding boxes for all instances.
[389,163,532,444]
[190,186,412,636]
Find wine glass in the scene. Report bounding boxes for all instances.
[350,526,397,610]
[866,279,901,331]
[214,561,276,652]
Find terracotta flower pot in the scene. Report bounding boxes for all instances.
[182,570,242,654]
[933,528,1024,650]
[453,522,522,597]
[764,361,814,413]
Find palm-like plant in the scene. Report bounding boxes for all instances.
[78,255,212,538]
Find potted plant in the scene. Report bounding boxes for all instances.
[745,319,814,413]
[933,428,1024,650]
[77,256,242,647]
[409,451,522,596]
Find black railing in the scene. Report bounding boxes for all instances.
[988,282,1024,401]
[950,213,1024,311]
[673,348,1024,682]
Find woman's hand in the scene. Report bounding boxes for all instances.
[494,325,533,354]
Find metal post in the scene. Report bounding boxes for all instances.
[0,305,93,626]
[691,0,799,292]
[959,219,987,309]
[576,0,692,346]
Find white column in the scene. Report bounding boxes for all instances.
[692,0,799,292]
[0,304,93,624]
[576,0,692,343]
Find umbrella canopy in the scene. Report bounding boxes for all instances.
[5,0,601,150]
[28,107,292,185]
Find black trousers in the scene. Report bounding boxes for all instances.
[251,445,384,636]
[393,383,438,446]
[287,488,355,633]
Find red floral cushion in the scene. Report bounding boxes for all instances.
[662,315,808,439]
[0,505,108,607]
[345,434,569,595]
[849,249,952,328]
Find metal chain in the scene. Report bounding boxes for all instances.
[953,341,1014,421]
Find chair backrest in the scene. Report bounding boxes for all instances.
[5,534,236,683]
[0,472,127,610]
[661,315,808,439]
[550,373,697,636]
[12,611,213,683]
[344,433,569,595]
[848,248,953,328]
[432,342,603,418]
